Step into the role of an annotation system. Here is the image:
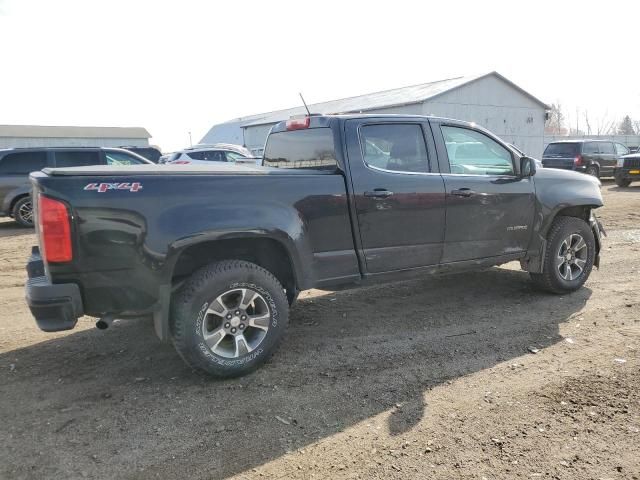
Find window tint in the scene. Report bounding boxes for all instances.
[0,151,47,174]
[441,126,514,175]
[54,151,101,167]
[186,150,227,162]
[615,143,629,156]
[599,142,614,155]
[105,151,147,165]
[225,151,246,161]
[263,128,337,170]
[543,143,579,156]
[583,142,599,154]
[359,124,428,173]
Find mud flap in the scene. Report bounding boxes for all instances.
[590,214,605,269]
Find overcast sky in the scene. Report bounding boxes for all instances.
[1,0,638,151]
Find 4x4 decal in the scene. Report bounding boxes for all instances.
[84,182,143,193]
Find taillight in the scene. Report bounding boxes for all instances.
[574,155,584,166]
[38,194,72,263]
[171,160,191,164]
[286,117,310,130]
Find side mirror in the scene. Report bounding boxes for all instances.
[520,156,537,177]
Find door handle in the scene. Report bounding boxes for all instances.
[364,189,394,198]
[451,188,475,197]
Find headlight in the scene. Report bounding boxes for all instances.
[617,158,625,168]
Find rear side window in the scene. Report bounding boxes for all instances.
[543,143,579,156]
[599,142,615,154]
[54,151,101,167]
[0,151,47,174]
[263,128,337,170]
[187,150,227,162]
[359,124,429,173]
[105,151,147,165]
[583,142,599,155]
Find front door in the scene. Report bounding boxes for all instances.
[431,121,536,263]
[345,119,446,273]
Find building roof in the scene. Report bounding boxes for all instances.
[0,125,151,139]
[220,71,550,130]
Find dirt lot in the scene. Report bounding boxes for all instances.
[1,181,639,480]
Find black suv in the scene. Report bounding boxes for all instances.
[0,147,151,227]
[542,140,629,178]
[615,151,640,187]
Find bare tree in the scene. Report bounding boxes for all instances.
[618,115,637,135]
[583,111,592,135]
[546,102,565,133]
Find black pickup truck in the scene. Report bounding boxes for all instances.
[26,114,605,377]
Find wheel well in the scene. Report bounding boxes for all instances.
[171,237,297,294]
[9,194,29,212]
[554,205,595,224]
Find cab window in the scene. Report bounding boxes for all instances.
[441,126,514,175]
[359,124,429,173]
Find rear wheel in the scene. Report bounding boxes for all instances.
[171,260,289,378]
[530,216,595,294]
[12,196,34,228]
[585,165,599,178]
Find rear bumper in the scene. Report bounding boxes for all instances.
[25,247,84,332]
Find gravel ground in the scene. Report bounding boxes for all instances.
[0,180,639,480]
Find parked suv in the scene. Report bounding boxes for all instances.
[0,147,151,227]
[159,143,255,165]
[542,140,628,178]
[615,150,640,187]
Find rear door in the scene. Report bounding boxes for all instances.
[598,142,616,176]
[431,120,536,263]
[542,142,579,169]
[582,142,599,170]
[345,119,446,273]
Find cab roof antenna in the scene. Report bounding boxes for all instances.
[299,92,311,116]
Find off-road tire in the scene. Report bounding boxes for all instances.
[12,196,34,228]
[530,216,595,294]
[171,260,289,378]
[615,176,631,188]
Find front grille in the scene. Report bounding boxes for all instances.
[624,158,640,168]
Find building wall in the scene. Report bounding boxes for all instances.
[0,137,149,149]
[243,124,277,153]
[220,75,548,158]
[421,74,547,158]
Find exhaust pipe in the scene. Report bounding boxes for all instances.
[96,314,116,330]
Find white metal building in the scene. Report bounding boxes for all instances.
[0,125,151,149]
[201,71,550,158]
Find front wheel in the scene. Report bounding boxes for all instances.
[615,175,631,187]
[12,196,34,227]
[171,260,289,378]
[530,216,595,294]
